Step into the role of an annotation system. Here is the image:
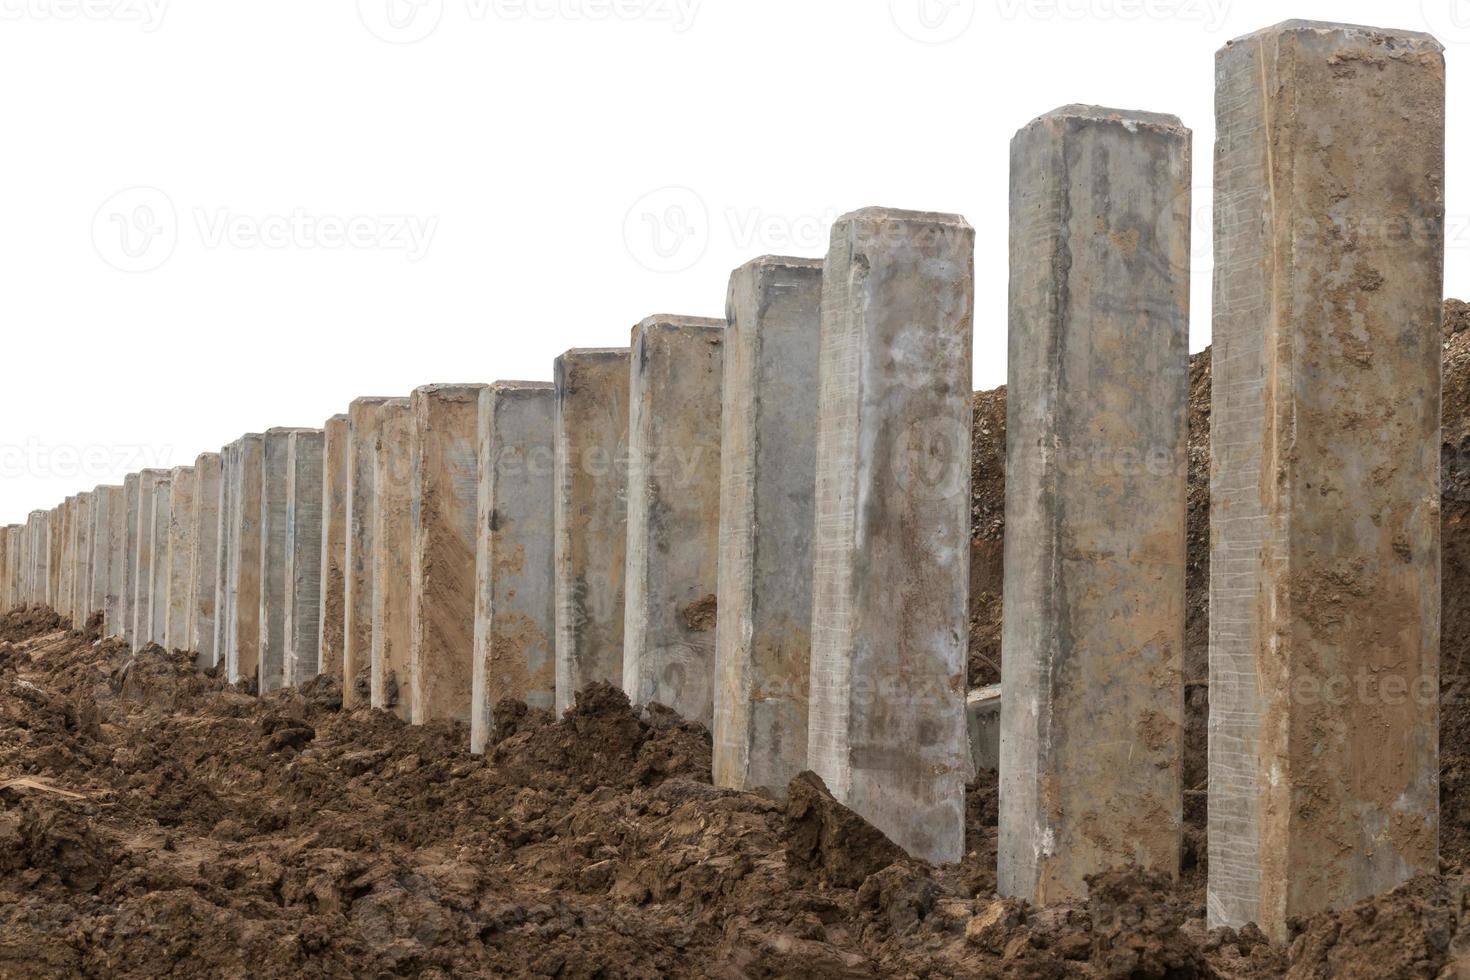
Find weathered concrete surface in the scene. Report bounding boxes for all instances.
[46,505,61,608]
[163,467,196,650]
[553,349,630,716]
[188,453,223,668]
[622,316,725,729]
[214,445,237,669]
[226,435,265,686]
[968,686,1002,774]
[96,487,126,637]
[131,471,168,651]
[261,429,317,693]
[27,511,47,606]
[59,496,76,625]
[87,487,110,620]
[284,429,325,687]
[317,413,349,680]
[808,207,974,865]
[73,492,93,625]
[472,382,556,755]
[122,474,141,645]
[371,400,414,719]
[1000,105,1191,906]
[409,384,485,725]
[147,478,172,647]
[1208,21,1444,940]
[714,257,822,796]
[0,527,10,610]
[346,397,398,708]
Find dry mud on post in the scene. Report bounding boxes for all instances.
[5,308,1470,975]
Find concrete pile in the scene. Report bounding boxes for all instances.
[0,19,1444,941]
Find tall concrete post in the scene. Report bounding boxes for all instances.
[1208,21,1444,939]
[87,488,110,622]
[471,382,556,753]
[553,349,630,715]
[371,400,414,717]
[714,257,823,796]
[1000,106,1191,905]
[131,470,167,650]
[226,434,265,686]
[73,492,93,625]
[59,496,77,625]
[809,207,974,865]
[28,511,47,606]
[188,453,223,668]
[122,474,141,645]
[0,527,10,611]
[622,316,725,729]
[284,429,325,687]
[260,428,318,693]
[345,397,397,707]
[163,467,196,650]
[147,477,172,646]
[97,487,125,637]
[214,443,238,670]
[47,505,62,609]
[317,413,349,681]
[409,384,486,724]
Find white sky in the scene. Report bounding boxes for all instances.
[0,0,1463,517]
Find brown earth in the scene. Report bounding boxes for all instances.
[5,307,1470,976]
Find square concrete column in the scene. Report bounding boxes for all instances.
[345,397,398,708]
[214,444,238,670]
[714,257,822,797]
[1209,21,1444,939]
[0,527,10,610]
[131,470,167,650]
[284,428,325,687]
[28,511,47,606]
[409,384,486,724]
[553,349,630,715]
[97,487,125,637]
[59,496,77,624]
[809,207,974,865]
[260,428,318,693]
[226,434,265,686]
[122,474,140,644]
[163,467,196,650]
[188,453,222,668]
[148,477,172,646]
[622,316,725,729]
[471,382,556,754]
[73,492,93,625]
[1000,106,1191,905]
[47,505,62,608]
[87,488,110,621]
[371,400,414,717]
[317,413,349,681]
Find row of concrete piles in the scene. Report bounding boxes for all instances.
[0,19,1444,942]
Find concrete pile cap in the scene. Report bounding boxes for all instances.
[1222,19,1443,51]
[1017,104,1188,137]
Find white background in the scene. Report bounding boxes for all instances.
[0,0,1464,517]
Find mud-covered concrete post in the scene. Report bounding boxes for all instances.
[317,413,349,681]
[131,470,167,651]
[371,400,414,718]
[97,486,125,637]
[87,487,110,622]
[622,315,725,729]
[409,384,485,724]
[553,348,630,715]
[226,434,265,686]
[1209,21,1444,939]
[188,453,223,668]
[260,428,318,692]
[59,495,76,625]
[346,397,397,708]
[284,429,325,687]
[47,505,62,609]
[121,475,140,643]
[0,527,10,610]
[214,444,238,670]
[1000,106,1191,904]
[809,207,973,865]
[164,467,196,650]
[714,257,822,796]
[471,382,556,755]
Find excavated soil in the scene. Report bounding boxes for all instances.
[5,306,1470,976]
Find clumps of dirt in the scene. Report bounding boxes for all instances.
[0,605,64,643]
[968,385,1006,687]
[1282,875,1468,979]
[680,593,717,632]
[785,769,907,888]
